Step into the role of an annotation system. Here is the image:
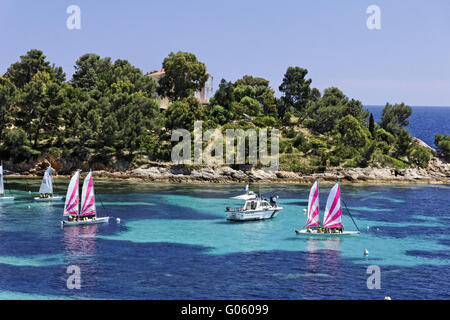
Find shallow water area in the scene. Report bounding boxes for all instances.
[0,180,449,299]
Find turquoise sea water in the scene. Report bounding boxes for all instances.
[0,180,449,300]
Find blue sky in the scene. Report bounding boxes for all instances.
[1,0,449,106]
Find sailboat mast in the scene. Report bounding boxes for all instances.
[77,172,81,219]
[0,161,3,196]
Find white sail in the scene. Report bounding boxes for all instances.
[305,180,320,227]
[0,164,4,195]
[64,171,79,216]
[80,171,96,216]
[39,166,53,194]
[323,182,343,228]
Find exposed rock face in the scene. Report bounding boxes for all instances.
[85,160,449,184]
[3,137,449,184]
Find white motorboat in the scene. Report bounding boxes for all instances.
[226,195,283,221]
[0,162,14,201]
[33,166,63,201]
[61,170,109,227]
[295,180,360,236]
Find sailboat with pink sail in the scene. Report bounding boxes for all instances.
[61,170,109,227]
[295,181,360,235]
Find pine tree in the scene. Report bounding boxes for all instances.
[369,113,375,138]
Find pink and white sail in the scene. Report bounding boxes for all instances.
[323,182,343,228]
[64,171,79,216]
[305,180,320,227]
[80,171,96,216]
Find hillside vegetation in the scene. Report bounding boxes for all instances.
[0,49,446,174]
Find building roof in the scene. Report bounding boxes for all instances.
[148,69,165,77]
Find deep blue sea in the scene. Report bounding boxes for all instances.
[365,106,450,148]
[0,106,449,300]
[0,180,449,300]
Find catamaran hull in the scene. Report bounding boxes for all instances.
[295,229,360,236]
[226,209,281,221]
[34,196,63,202]
[0,197,14,201]
[61,217,110,227]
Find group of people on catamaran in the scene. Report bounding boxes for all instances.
[296,180,360,235]
[39,193,52,199]
[306,226,344,233]
[67,214,97,222]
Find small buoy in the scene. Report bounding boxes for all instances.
[364,249,369,256]
[366,226,370,230]
[28,206,31,209]
[28,191,31,194]
[384,296,391,300]
[303,208,307,214]
[116,218,121,223]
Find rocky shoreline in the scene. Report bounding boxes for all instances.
[6,156,450,185]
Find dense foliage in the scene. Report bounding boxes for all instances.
[435,134,450,158]
[0,49,438,172]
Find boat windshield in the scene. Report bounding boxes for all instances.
[244,201,257,210]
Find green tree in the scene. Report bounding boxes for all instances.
[409,146,431,168]
[0,77,16,140]
[279,67,312,120]
[435,134,450,158]
[5,49,65,88]
[239,96,261,116]
[157,51,209,101]
[15,72,63,148]
[336,115,367,149]
[209,79,235,119]
[369,113,376,138]
[307,87,368,134]
[380,103,412,135]
[165,96,203,131]
[71,54,113,92]
[394,128,411,158]
[0,128,40,161]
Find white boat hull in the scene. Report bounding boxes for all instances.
[61,217,110,227]
[34,196,63,202]
[295,229,360,236]
[226,208,282,221]
[0,196,15,201]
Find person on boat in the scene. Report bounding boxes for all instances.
[269,195,277,207]
[317,227,322,233]
[306,226,311,233]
